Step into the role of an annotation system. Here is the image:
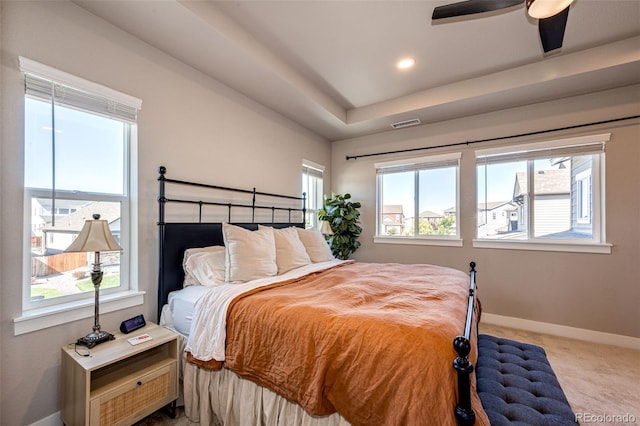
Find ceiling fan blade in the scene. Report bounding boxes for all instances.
[538,6,570,52]
[432,0,524,20]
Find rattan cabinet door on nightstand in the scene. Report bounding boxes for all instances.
[61,322,179,426]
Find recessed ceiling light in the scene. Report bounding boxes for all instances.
[397,58,415,70]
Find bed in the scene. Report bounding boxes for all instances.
[156,166,488,426]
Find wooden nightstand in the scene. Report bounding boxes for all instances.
[61,322,179,426]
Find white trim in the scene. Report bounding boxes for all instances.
[482,313,640,351]
[475,132,611,158]
[374,151,461,169]
[13,290,145,335]
[374,236,463,247]
[598,156,606,242]
[18,56,142,109]
[302,158,325,172]
[576,169,591,224]
[472,239,611,254]
[28,412,63,426]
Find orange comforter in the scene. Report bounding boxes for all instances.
[195,262,488,426]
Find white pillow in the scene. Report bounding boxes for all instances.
[182,245,225,286]
[296,228,334,262]
[184,248,227,286]
[222,223,277,283]
[259,226,311,274]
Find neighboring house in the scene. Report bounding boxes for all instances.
[568,156,593,237]
[477,200,518,237]
[381,204,404,235]
[40,201,121,254]
[30,198,88,250]
[32,201,120,278]
[419,209,441,231]
[487,164,592,240]
[513,168,570,237]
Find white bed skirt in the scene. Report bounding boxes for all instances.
[179,336,352,426]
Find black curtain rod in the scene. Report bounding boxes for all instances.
[345,115,640,161]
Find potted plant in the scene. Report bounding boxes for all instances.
[318,193,362,260]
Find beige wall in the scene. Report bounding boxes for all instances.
[331,85,640,339]
[0,2,330,424]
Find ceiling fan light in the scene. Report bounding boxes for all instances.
[526,0,574,19]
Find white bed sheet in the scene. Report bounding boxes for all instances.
[164,285,213,337]
[166,259,345,362]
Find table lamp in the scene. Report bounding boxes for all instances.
[65,214,122,348]
[320,220,334,236]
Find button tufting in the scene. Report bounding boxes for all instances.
[477,334,577,426]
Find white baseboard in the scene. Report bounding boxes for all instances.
[29,412,62,426]
[481,313,640,351]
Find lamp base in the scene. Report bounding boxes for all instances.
[76,330,115,349]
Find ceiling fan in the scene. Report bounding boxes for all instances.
[432,0,574,53]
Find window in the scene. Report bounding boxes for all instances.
[17,57,142,333]
[475,133,610,252]
[302,160,324,229]
[375,153,461,245]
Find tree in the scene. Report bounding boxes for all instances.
[419,216,455,235]
[434,215,456,235]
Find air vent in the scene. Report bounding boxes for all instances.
[391,118,421,129]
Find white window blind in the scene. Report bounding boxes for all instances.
[475,134,609,165]
[375,152,461,174]
[302,164,324,179]
[19,57,141,123]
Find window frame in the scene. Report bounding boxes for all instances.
[374,152,462,247]
[302,159,325,230]
[473,133,611,254]
[23,188,131,311]
[576,169,592,224]
[14,57,143,335]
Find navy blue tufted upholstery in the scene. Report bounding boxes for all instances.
[476,334,578,425]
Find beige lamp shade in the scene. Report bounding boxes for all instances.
[65,214,122,253]
[320,220,334,235]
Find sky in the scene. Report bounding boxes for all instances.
[382,163,523,218]
[24,98,125,195]
[477,161,526,204]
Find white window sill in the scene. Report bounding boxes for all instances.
[13,290,145,336]
[374,236,463,247]
[472,239,612,254]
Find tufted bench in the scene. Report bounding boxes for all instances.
[476,334,578,425]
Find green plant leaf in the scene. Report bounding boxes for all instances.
[318,192,362,260]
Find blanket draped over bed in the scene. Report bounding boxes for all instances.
[188,261,489,426]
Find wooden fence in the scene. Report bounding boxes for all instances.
[32,252,87,277]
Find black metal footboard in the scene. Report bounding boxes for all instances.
[454,261,478,425]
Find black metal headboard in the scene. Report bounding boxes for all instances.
[157,166,306,321]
